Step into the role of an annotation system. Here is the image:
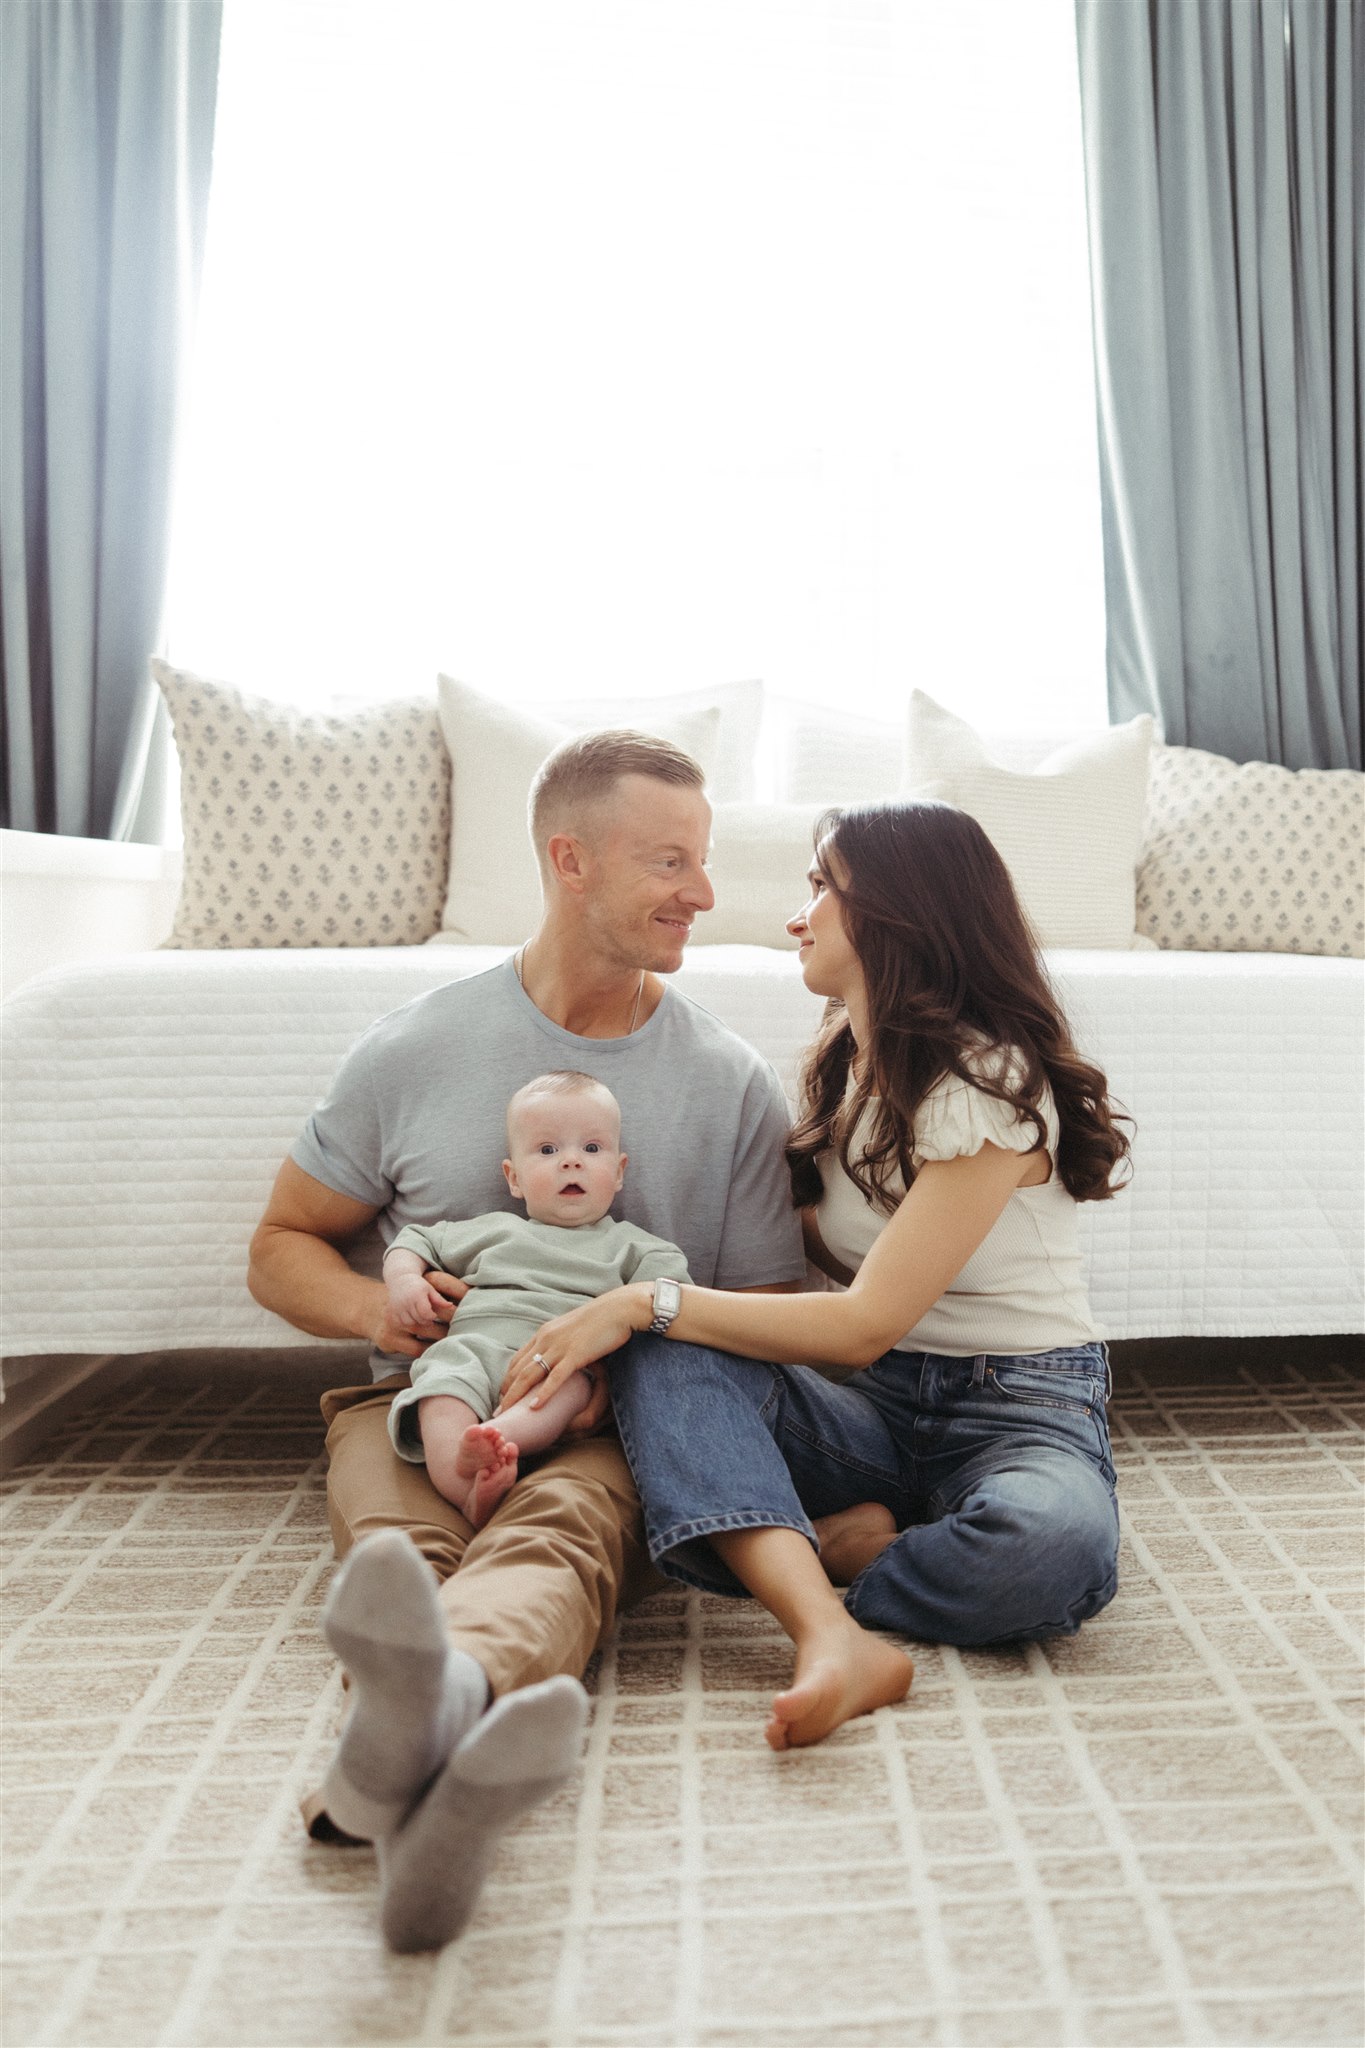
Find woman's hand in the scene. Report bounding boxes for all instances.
[499,1285,653,1412]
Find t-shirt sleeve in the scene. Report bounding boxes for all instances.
[913,1074,1043,1163]
[711,1063,806,1290]
[290,1022,394,1209]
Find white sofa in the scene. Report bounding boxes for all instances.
[2,881,1361,1357]
[4,667,1363,1368]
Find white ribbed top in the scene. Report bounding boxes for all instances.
[815,1061,1099,1358]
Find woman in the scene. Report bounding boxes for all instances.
[500,800,1131,1751]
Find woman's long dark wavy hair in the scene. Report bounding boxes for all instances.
[786,801,1133,1213]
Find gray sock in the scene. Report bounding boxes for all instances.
[320,1529,490,1842]
[378,1674,589,1953]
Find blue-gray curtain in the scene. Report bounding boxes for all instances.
[1075,0,1361,771]
[1,0,221,837]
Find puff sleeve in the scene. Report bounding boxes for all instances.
[912,1074,1049,1165]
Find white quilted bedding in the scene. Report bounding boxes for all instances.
[2,945,1360,1356]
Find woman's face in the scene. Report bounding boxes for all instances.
[788,843,862,1001]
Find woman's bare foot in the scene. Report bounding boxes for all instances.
[766,1619,912,1751]
[813,1503,898,1585]
[456,1424,518,1529]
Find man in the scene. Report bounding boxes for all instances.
[248,730,803,1951]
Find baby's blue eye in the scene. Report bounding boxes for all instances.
[538,1143,556,1155]
[585,1143,601,1153]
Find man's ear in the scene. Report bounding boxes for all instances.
[502,1158,520,1197]
[545,832,589,894]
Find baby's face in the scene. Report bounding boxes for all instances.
[503,1090,626,1227]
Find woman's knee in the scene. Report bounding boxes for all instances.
[966,1464,1119,1637]
[851,1459,1118,1645]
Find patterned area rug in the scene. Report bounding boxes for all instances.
[2,1345,1361,2048]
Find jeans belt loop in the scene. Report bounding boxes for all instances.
[970,1354,988,1388]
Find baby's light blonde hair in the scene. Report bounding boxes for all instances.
[506,1070,621,1146]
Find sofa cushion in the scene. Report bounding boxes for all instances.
[770,694,1089,803]
[904,690,1155,948]
[531,678,764,804]
[1136,743,1365,958]
[155,660,451,948]
[436,677,725,943]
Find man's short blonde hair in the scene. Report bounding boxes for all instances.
[506,1070,621,1145]
[528,729,706,871]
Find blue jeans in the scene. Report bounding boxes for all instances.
[610,1336,1120,1646]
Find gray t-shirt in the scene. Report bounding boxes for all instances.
[292,958,804,1375]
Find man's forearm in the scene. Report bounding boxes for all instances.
[248,1225,384,1343]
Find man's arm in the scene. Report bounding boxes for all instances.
[248,1158,462,1358]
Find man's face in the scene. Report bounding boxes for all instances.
[578,775,716,974]
[503,1088,626,1227]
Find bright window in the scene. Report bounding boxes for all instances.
[165,0,1105,734]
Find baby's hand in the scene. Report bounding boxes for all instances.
[386,1269,456,1335]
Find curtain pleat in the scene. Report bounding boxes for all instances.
[1075,0,1361,770]
[0,0,221,837]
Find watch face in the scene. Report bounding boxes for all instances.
[655,1279,681,1314]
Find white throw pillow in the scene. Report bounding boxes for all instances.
[698,803,827,948]
[436,677,724,943]
[537,678,763,804]
[1136,743,1364,957]
[770,697,903,805]
[155,661,450,948]
[904,690,1155,948]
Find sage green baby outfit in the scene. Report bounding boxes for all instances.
[386,1212,691,1460]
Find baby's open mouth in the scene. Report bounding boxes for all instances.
[560,1182,586,1196]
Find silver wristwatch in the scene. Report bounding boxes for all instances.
[648,1277,683,1336]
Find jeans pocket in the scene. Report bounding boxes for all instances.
[985,1355,1103,1416]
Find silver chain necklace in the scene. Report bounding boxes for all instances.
[514,949,645,1035]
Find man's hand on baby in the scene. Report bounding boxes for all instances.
[374,1271,468,1356]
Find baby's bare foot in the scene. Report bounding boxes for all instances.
[458,1424,518,1530]
[765,1621,912,1751]
[813,1503,898,1586]
[455,1422,506,1481]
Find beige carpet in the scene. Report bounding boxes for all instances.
[1,1344,1361,2048]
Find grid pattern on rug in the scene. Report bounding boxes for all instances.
[1,1349,1361,2048]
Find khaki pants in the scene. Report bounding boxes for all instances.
[302,1373,661,1838]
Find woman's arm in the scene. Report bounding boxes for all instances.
[505,1141,1037,1402]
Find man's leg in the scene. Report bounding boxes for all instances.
[432,1429,656,1694]
[307,1376,657,1834]
[312,1375,654,1952]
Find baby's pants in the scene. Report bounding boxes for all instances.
[387,1324,531,1460]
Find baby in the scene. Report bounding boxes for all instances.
[384,1070,691,1527]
